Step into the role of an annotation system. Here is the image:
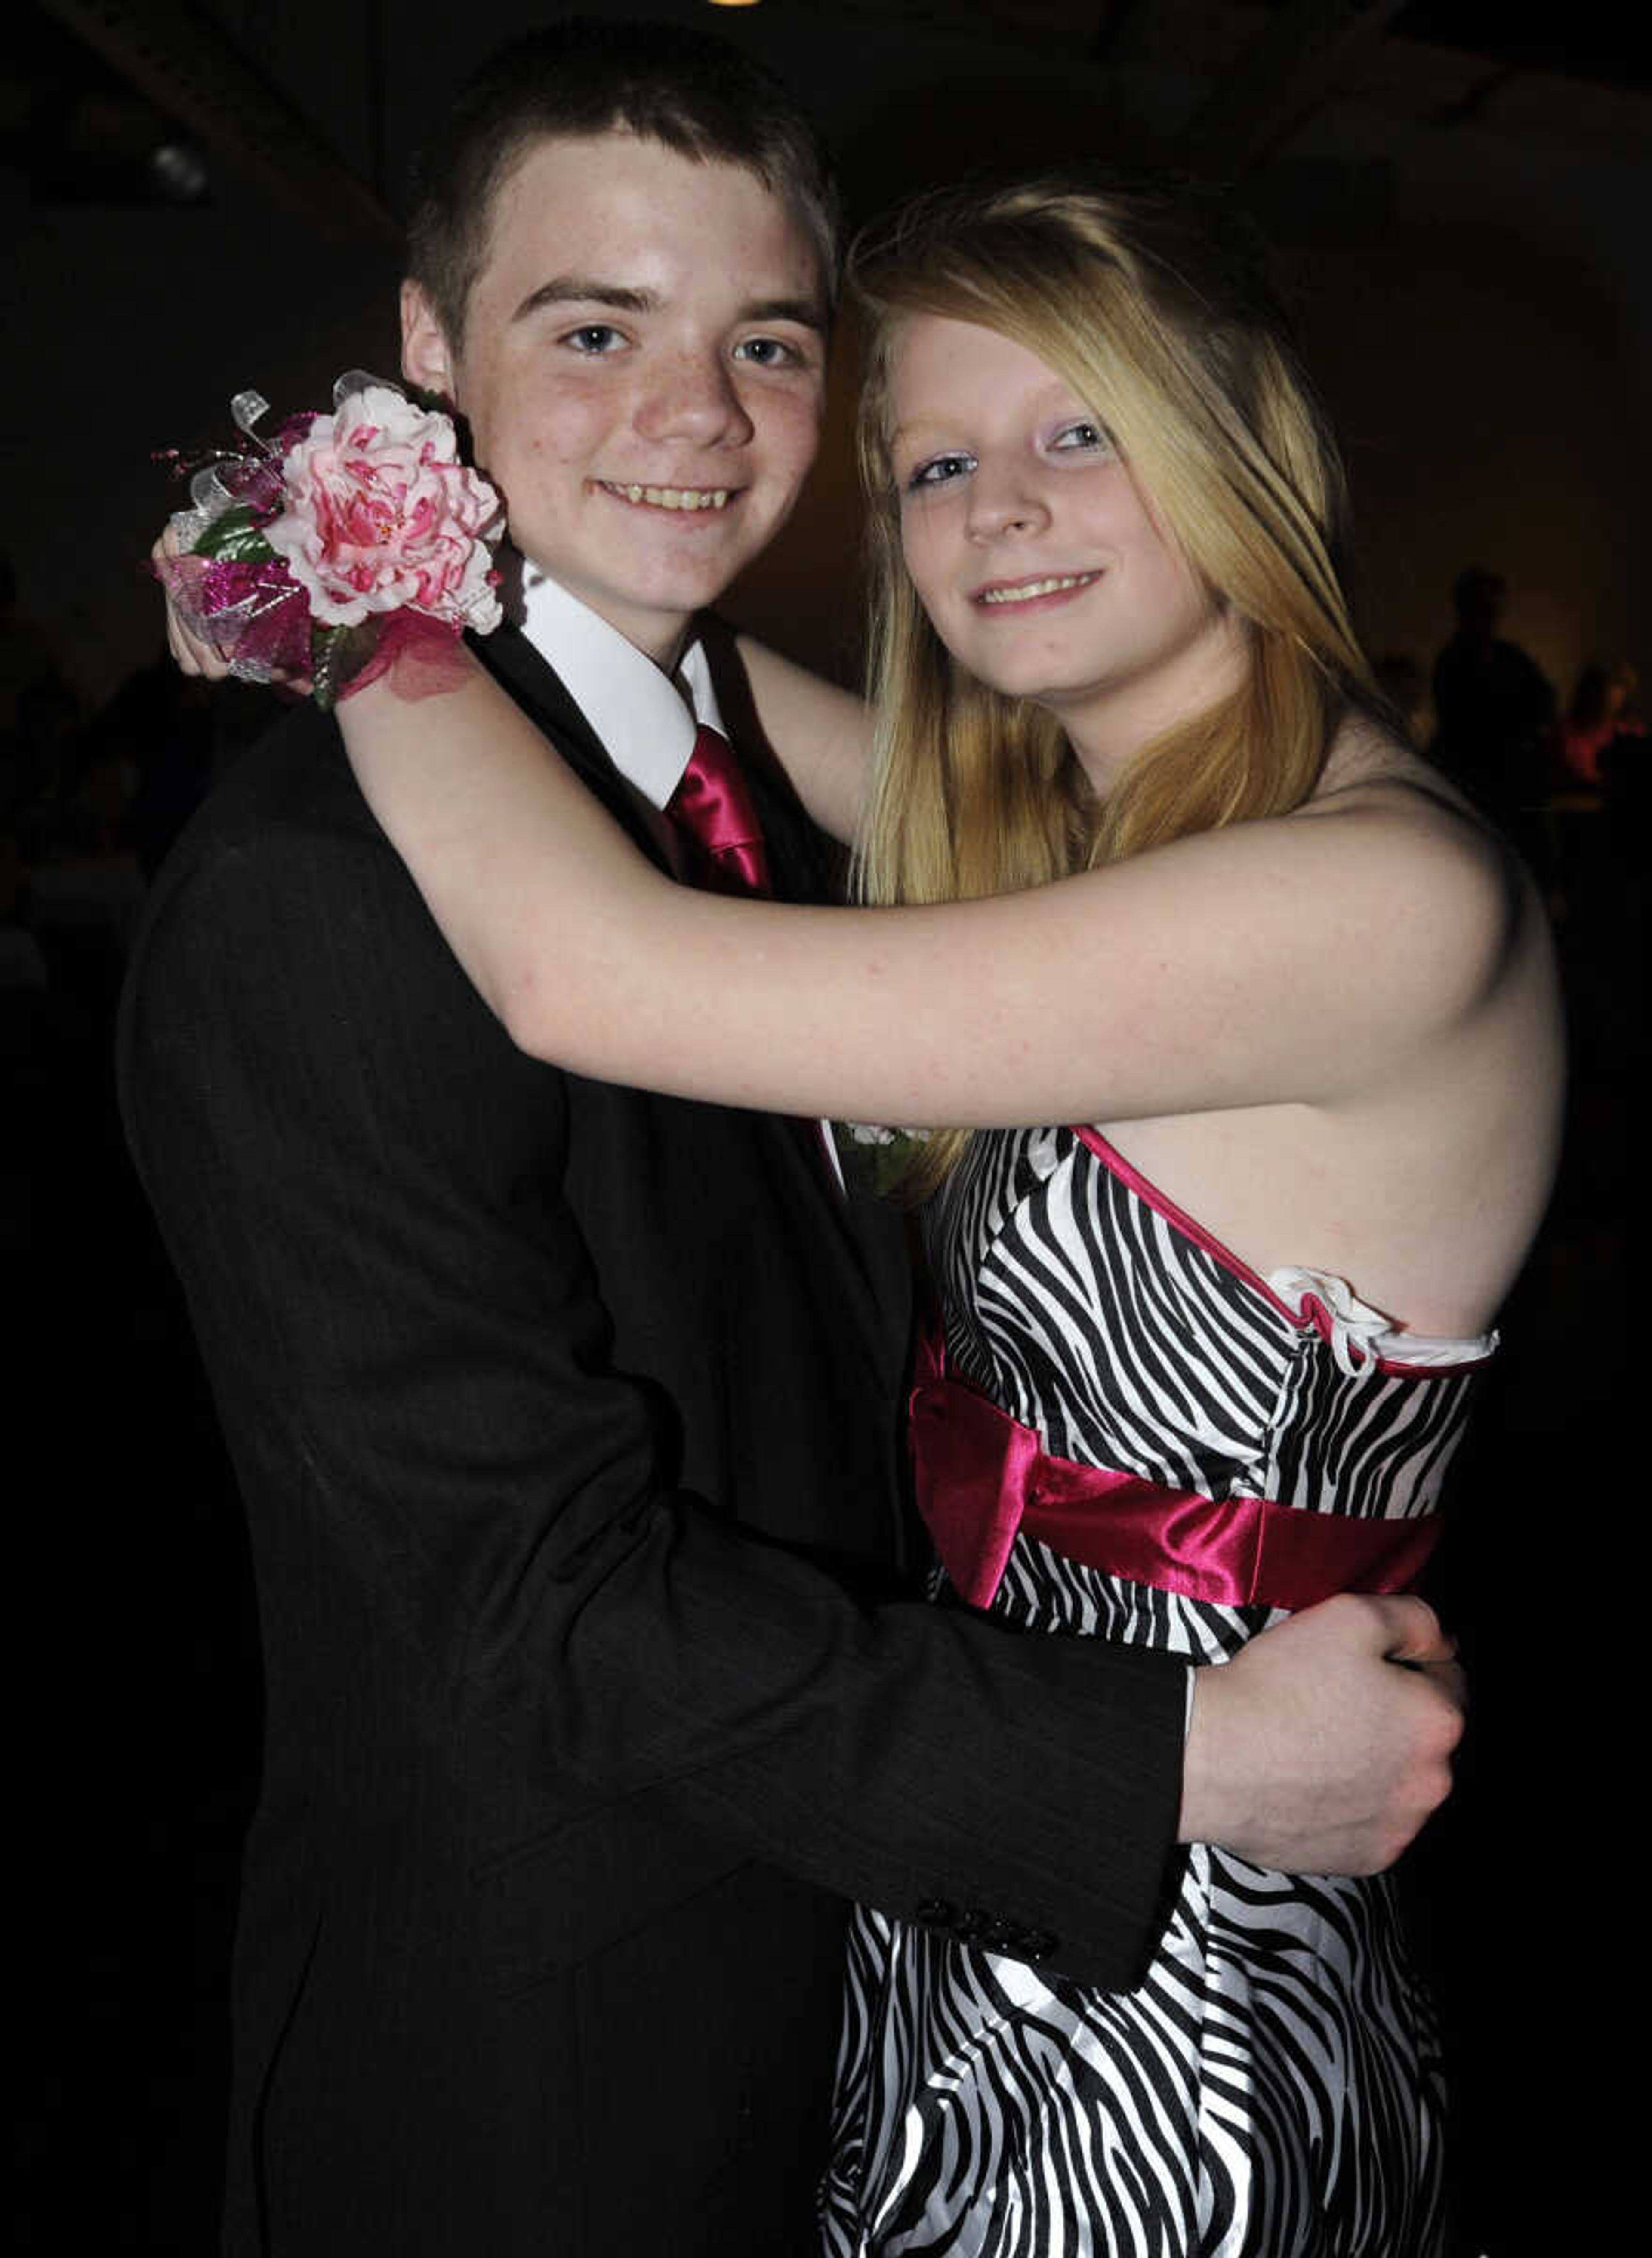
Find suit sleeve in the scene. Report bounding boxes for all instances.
[121,802,1187,1990]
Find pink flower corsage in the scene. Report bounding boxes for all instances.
[156,373,505,709]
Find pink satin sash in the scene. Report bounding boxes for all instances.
[909,1347,1439,1612]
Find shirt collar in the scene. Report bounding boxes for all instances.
[518,563,726,811]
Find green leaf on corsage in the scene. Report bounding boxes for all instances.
[192,503,275,564]
[307,620,377,713]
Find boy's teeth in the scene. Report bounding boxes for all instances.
[607,482,730,510]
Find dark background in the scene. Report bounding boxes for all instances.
[7,3,1643,2249]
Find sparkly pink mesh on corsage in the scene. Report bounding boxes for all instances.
[156,375,504,710]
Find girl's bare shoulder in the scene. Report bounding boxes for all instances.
[1299,714,1517,879]
[1304,713,1469,820]
[1282,712,1540,995]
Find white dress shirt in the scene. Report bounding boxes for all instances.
[518,564,727,811]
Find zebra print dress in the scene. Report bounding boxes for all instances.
[820,1123,1492,2258]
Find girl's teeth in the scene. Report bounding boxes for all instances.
[982,573,1094,605]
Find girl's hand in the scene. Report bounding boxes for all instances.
[153,525,232,680]
[151,522,313,695]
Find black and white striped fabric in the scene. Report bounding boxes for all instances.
[820,1124,1492,2257]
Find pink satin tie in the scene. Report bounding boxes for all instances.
[665,722,838,1191]
[666,724,773,897]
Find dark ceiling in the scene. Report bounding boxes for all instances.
[12,0,1649,235]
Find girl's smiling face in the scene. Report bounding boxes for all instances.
[888,314,1247,787]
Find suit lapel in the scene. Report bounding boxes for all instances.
[472,623,907,1374]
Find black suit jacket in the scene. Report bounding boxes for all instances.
[118,624,1186,2256]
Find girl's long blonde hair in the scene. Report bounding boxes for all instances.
[849,178,1378,1193]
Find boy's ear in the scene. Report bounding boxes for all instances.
[401,281,457,401]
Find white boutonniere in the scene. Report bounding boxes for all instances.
[837,1122,933,1198]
